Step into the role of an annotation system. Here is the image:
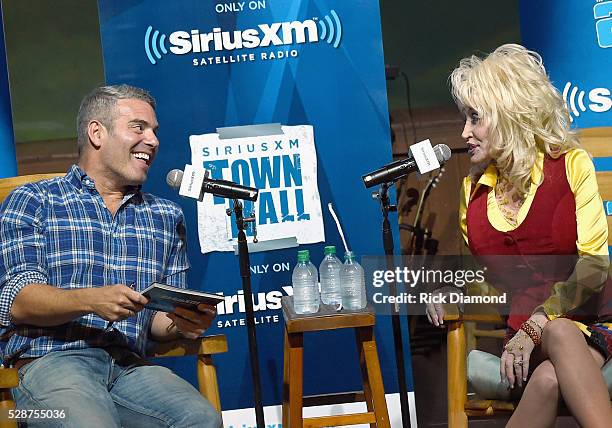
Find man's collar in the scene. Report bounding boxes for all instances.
[67,164,94,190]
[67,164,142,201]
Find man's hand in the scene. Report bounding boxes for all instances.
[166,304,217,340]
[11,283,149,327]
[89,284,149,322]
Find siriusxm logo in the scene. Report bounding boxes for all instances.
[594,0,612,48]
[215,286,293,315]
[144,10,342,65]
[562,81,612,121]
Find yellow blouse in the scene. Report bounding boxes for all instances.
[458,148,609,323]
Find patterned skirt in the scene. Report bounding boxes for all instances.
[504,321,612,363]
[584,322,612,362]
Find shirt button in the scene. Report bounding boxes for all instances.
[503,235,515,245]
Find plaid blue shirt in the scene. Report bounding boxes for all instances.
[0,165,189,364]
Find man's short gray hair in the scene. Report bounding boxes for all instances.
[76,84,156,155]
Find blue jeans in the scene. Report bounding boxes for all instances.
[13,347,222,428]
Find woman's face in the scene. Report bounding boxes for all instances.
[462,107,492,164]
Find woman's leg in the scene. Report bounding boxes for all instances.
[506,360,559,428]
[539,318,610,427]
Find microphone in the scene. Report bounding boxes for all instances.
[166,168,259,202]
[362,143,451,188]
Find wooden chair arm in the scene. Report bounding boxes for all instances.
[0,369,18,390]
[149,334,228,412]
[150,334,228,358]
[442,304,504,324]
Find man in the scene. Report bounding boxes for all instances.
[0,85,221,427]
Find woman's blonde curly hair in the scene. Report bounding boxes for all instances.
[449,44,580,195]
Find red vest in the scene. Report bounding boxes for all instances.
[466,155,579,331]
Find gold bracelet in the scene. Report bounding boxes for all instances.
[520,321,542,346]
[527,319,543,335]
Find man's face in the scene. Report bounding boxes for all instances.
[99,98,159,187]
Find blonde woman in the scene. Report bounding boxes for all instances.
[429,44,612,427]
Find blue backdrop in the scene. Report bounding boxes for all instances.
[98,0,412,421]
[521,1,612,255]
[520,0,612,128]
[0,2,16,178]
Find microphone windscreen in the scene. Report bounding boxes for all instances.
[433,144,452,163]
[166,169,184,189]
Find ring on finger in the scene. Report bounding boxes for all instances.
[513,360,523,366]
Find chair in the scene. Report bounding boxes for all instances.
[0,173,227,428]
[445,127,612,427]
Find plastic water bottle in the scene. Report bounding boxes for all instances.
[292,250,320,314]
[340,251,367,310]
[319,246,343,306]
[306,257,319,286]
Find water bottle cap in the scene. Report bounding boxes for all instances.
[324,246,336,255]
[297,250,310,262]
[344,250,355,261]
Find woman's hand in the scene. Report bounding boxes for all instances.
[425,301,445,327]
[500,314,546,388]
[500,329,534,389]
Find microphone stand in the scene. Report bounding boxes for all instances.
[227,199,265,428]
[372,182,412,428]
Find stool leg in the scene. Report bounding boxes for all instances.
[356,327,390,428]
[356,329,376,428]
[282,329,290,428]
[287,330,304,428]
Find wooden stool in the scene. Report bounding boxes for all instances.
[281,296,390,428]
